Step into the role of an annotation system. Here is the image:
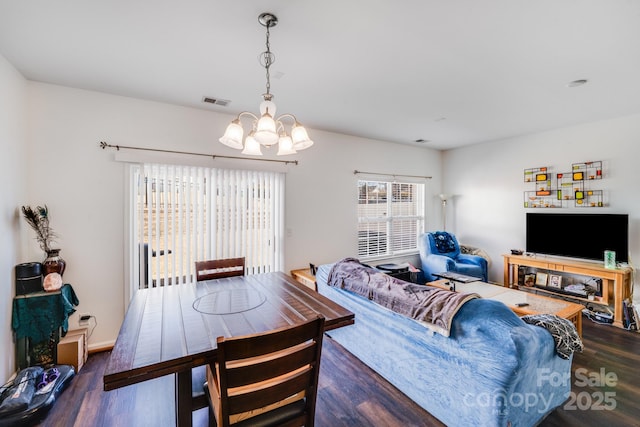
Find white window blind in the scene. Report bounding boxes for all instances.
[357,180,425,258]
[131,163,284,288]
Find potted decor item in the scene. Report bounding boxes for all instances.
[21,205,66,277]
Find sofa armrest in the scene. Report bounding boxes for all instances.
[421,254,455,281]
[457,253,487,268]
[456,254,488,281]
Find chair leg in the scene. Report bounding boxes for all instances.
[203,380,217,427]
[208,405,216,427]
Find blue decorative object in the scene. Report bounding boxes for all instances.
[419,231,488,282]
[316,262,572,427]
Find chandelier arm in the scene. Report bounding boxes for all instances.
[236,111,260,123]
[274,113,298,124]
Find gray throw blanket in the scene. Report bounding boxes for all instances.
[327,258,479,337]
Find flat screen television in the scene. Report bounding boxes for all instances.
[526,213,629,263]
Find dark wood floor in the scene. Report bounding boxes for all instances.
[36,315,640,427]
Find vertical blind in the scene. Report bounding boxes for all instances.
[131,163,284,288]
[357,180,425,258]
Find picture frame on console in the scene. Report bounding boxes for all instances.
[524,274,536,287]
[549,274,562,288]
[535,272,548,287]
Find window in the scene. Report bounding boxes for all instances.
[129,163,284,289]
[357,180,425,258]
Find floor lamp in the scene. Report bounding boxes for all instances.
[439,194,451,231]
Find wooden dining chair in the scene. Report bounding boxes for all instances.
[205,315,325,427]
[192,257,246,413]
[195,257,246,282]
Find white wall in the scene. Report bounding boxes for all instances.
[24,82,442,351]
[442,115,640,303]
[0,54,28,383]
[285,131,442,270]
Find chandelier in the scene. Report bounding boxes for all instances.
[219,12,313,156]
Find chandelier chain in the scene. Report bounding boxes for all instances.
[262,22,275,100]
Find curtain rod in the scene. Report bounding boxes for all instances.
[353,170,432,180]
[99,141,299,165]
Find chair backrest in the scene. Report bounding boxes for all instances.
[425,231,461,258]
[207,315,325,427]
[195,257,245,281]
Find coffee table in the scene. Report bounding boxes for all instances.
[429,279,583,336]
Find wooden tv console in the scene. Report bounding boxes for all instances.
[503,254,633,329]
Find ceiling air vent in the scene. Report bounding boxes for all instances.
[202,96,230,106]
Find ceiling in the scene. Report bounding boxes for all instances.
[1,0,640,150]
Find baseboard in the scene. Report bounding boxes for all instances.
[88,340,115,354]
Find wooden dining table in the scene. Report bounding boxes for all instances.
[103,272,354,427]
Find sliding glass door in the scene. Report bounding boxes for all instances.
[127,163,285,291]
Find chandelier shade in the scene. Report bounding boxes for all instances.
[241,133,263,156]
[291,123,314,150]
[218,12,313,156]
[276,135,296,156]
[254,113,279,146]
[219,119,244,149]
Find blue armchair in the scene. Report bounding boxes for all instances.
[418,231,488,282]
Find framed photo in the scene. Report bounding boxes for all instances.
[549,274,562,288]
[523,274,536,287]
[535,272,548,287]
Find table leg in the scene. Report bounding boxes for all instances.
[175,369,193,427]
[576,312,583,338]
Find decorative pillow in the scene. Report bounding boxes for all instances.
[521,314,584,359]
[460,244,492,266]
[433,232,456,254]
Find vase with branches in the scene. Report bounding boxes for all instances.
[21,205,66,276]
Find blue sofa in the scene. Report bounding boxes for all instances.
[316,262,572,427]
[419,231,488,282]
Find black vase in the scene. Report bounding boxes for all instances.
[43,249,66,277]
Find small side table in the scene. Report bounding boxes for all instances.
[376,263,422,284]
[290,268,316,291]
[12,284,79,368]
